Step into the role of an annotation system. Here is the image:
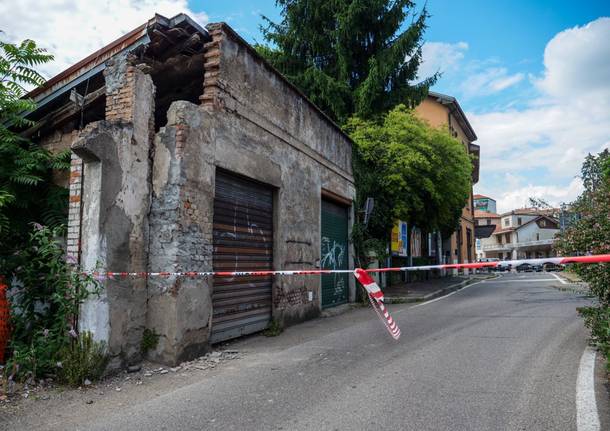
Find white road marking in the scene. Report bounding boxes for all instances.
[576,346,600,431]
[551,272,568,284]
[484,279,557,283]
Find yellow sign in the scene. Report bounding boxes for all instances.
[391,221,408,257]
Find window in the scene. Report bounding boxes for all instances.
[540,219,546,227]
[475,219,479,226]
[504,218,509,226]
[505,233,511,243]
[487,219,491,225]
[536,233,540,241]
[518,217,522,226]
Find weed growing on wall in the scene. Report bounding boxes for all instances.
[141,328,160,355]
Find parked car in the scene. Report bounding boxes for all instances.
[496,263,511,272]
[532,264,543,272]
[477,257,500,273]
[516,263,534,272]
[543,263,563,272]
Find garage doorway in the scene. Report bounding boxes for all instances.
[320,199,349,308]
[211,171,273,343]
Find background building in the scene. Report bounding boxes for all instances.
[415,92,479,267]
[480,209,560,260]
[474,194,497,213]
[474,210,501,260]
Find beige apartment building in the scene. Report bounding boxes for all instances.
[414,92,480,265]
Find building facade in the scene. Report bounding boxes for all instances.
[474,194,497,213]
[414,92,479,267]
[25,15,355,367]
[474,210,501,260]
[481,210,560,260]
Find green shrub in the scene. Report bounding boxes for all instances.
[4,225,102,381]
[57,331,108,387]
[578,306,610,368]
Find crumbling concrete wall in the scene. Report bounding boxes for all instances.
[73,55,155,368]
[147,102,215,364]
[69,22,355,367]
[201,23,356,324]
[144,23,355,365]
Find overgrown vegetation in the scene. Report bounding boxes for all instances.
[4,225,105,384]
[0,36,70,277]
[346,105,472,266]
[57,331,108,387]
[0,36,103,387]
[257,0,437,123]
[555,149,610,370]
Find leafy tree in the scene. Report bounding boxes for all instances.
[346,105,472,265]
[555,149,610,368]
[258,0,437,123]
[0,36,68,273]
[527,197,551,209]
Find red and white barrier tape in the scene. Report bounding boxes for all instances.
[79,253,610,342]
[82,254,610,279]
[366,254,610,273]
[354,268,401,340]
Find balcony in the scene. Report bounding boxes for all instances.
[482,238,555,252]
[515,238,555,249]
[482,243,512,252]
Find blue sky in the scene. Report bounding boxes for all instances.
[193,0,608,107]
[193,0,610,212]
[1,1,609,213]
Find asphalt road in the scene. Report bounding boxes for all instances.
[6,272,608,430]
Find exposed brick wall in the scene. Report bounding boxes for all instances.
[39,129,78,188]
[67,153,83,264]
[105,65,137,122]
[200,25,223,109]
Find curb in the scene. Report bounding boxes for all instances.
[384,274,497,304]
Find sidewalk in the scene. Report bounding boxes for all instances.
[383,273,492,303]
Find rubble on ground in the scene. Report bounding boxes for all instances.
[0,349,242,407]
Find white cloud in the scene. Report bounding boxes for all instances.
[534,17,610,102]
[460,67,524,96]
[418,41,468,80]
[488,178,584,214]
[471,17,610,212]
[0,0,208,79]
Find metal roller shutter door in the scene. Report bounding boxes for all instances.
[211,171,273,343]
[321,200,349,308]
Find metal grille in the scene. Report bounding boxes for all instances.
[210,171,273,343]
[321,200,349,308]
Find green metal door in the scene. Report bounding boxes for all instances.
[321,200,349,308]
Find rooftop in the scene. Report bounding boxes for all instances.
[22,13,351,143]
[474,194,494,200]
[428,91,477,142]
[474,210,500,219]
[500,207,559,217]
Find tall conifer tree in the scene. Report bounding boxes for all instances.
[258,0,437,123]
